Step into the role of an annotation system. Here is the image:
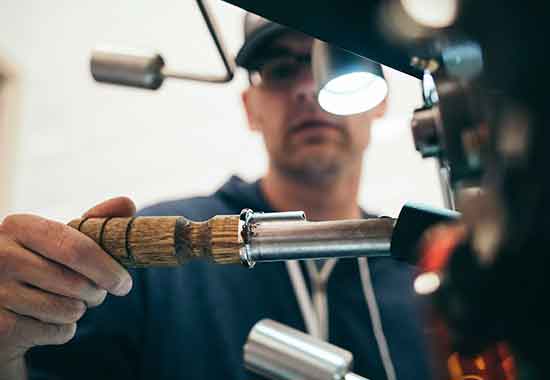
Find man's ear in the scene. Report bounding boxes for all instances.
[241,88,261,132]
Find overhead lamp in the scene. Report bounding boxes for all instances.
[400,0,459,29]
[312,40,388,116]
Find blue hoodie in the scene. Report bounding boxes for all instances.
[27,176,432,380]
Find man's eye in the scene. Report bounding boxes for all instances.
[265,62,299,81]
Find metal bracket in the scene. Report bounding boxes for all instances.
[90,0,235,89]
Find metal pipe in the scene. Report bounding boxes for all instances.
[90,49,165,90]
[195,0,235,82]
[244,319,369,380]
[241,218,394,266]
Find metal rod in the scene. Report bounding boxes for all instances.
[242,218,394,265]
[438,164,456,210]
[90,0,235,88]
[194,0,235,82]
[159,0,235,84]
[161,67,230,83]
[248,211,306,223]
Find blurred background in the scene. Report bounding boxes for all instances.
[0,0,443,221]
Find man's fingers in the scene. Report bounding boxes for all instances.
[1,215,132,296]
[0,235,107,307]
[82,196,136,219]
[0,281,86,325]
[0,197,135,358]
[0,309,77,348]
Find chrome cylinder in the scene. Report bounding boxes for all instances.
[91,49,165,90]
[242,218,394,265]
[244,319,368,380]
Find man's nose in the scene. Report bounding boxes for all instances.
[291,70,318,106]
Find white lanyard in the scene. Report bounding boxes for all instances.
[285,259,337,340]
[286,257,397,380]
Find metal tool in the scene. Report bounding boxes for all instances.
[90,0,235,89]
[244,319,369,380]
[68,209,396,268]
[238,209,394,268]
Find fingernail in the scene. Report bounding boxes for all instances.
[88,289,108,307]
[113,276,133,296]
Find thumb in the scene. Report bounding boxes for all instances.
[82,196,136,218]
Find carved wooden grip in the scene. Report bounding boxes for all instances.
[68,216,242,268]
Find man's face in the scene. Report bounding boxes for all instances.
[242,32,385,185]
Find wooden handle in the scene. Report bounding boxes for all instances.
[68,216,242,268]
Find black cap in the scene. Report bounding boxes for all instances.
[235,13,291,70]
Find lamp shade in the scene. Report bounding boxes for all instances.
[312,40,388,116]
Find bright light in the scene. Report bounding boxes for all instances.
[318,72,388,116]
[414,272,441,295]
[401,0,458,28]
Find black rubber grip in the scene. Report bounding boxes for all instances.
[391,203,460,265]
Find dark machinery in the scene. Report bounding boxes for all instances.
[217,1,548,378]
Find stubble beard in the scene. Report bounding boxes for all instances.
[273,143,354,187]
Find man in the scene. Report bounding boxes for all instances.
[0,14,432,380]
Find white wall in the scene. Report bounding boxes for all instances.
[0,56,19,217]
[0,0,443,222]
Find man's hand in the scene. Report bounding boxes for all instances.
[0,197,135,367]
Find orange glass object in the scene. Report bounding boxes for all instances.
[446,343,516,380]
[417,224,517,380]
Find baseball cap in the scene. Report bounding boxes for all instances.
[235,13,292,70]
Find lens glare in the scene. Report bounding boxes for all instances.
[318,72,388,116]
